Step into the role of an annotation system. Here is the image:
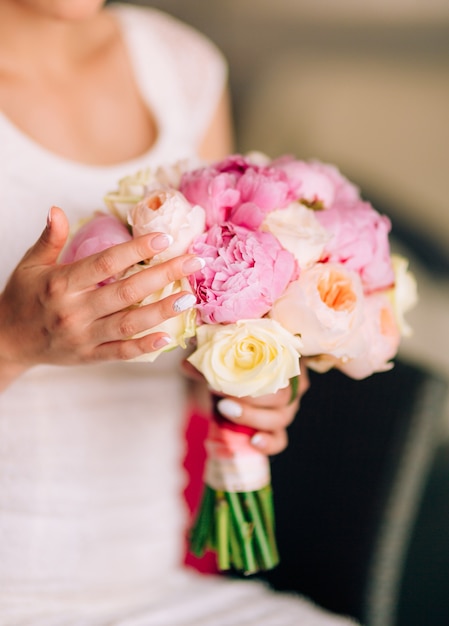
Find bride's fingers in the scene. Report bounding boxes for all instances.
[92,291,196,344]
[66,233,171,291]
[250,428,288,456]
[298,364,311,398]
[216,395,299,431]
[67,232,205,293]
[236,385,292,409]
[233,369,309,411]
[84,254,204,318]
[90,331,174,362]
[180,360,206,383]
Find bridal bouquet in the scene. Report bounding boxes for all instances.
[61,152,417,575]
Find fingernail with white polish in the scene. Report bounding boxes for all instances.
[217,398,243,420]
[251,433,266,449]
[182,256,206,274]
[152,233,174,251]
[153,335,172,350]
[173,293,197,313]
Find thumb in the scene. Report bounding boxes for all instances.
[27,206,70,266]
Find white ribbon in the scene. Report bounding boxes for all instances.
[205,454,271,493]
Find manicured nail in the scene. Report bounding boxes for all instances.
[173,293,197,313]
[152,233,173,251]
[251,433,266,449]
[47,207,53,228]
[217,398,243,420]
[182,256,206,274]
[153,335,172,349]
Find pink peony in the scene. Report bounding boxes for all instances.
[272,158,360,209]
[60,212,132,264]
[315,200,395,293]
[189,223,298,324]
[180,154,293,230]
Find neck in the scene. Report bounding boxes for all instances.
[0,1,111,76]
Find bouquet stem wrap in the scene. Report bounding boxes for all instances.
[189,399,279,575]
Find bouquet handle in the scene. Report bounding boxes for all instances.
[188,396,279,575]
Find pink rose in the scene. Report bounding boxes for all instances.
[189,223,298,324]
[60,212,132,264]
[180,154,293,230]
[269,263,365,359]
[127,189,206,263]
[340,292,400,378]
[310,292,400,379]
[272,158,360,209]
[315,200,395,293]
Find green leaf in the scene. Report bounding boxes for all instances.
[289,375,299,404]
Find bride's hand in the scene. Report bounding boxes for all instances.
[183,360,310,456]
[214,368,310,455]
[0,206,202,380]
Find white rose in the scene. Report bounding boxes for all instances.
[103,159,201,222]
[188,318,302,398]
[151,157,202,190]
[262,202,331,269]
[104,169,153,222]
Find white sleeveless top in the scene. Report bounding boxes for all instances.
[0,5,357,625]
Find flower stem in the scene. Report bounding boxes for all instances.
[229,511,244,571]
[216,491,230,571]
[257,485,279,563]
[190,485,215,557]
[244,490,278,570]
[226,491,257,574]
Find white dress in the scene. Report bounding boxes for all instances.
[0,4,358,625]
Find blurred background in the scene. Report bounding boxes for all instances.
[122,2,449,624]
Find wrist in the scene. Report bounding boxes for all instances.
[0,294,30,390]
[0,355,29,391]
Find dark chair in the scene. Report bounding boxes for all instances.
[256,360,447,626]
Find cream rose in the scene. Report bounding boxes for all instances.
[389,254,418,337]
[104,169,154,222]
[262,202,331,269]
[187,318,302,398]
[125,271,197,362]
[269,263,365,359]
[103,159,200,222]
[128,189,206,263]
